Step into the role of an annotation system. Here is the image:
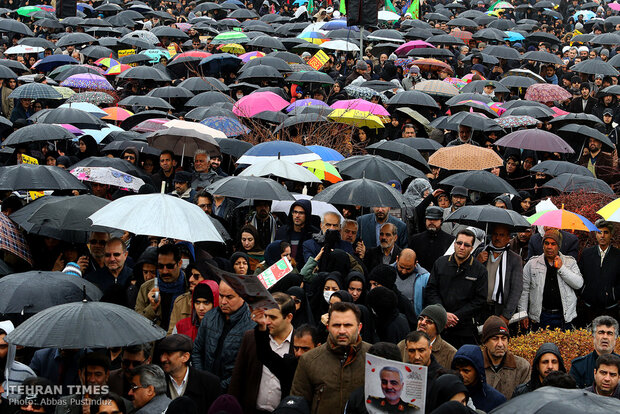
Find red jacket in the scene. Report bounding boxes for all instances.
[175,280,219,341]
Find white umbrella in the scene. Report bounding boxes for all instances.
[88,194,224,243]
[239,158,321,183]
[378,10,400,21]
[5,45,43,55]
[70,166,145,192]
[271,194,343,219]
[302,22,326,32]
[164,119,227,139]
[321,40,360,52]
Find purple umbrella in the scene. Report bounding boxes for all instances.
[494,129,574,153]
[285,99,329,113]
[60,73,114,91]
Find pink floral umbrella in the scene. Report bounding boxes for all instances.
[330,99,390,116]
[394,40,435,57]
[524,83,572,102]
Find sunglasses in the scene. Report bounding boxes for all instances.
[104,252,122,257]
[89,239,106,246]
[122,359,146,368]
[455,241,473,248]
[158,263,176,269]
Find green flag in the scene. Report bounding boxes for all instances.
[307,0,315,15]
[340,0,346,15]
[385,0,398,13]
[406,0,419,19]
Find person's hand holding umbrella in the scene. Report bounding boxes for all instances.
[250,308,267,332]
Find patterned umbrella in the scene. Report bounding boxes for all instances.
[102,107,134,121]
[239,51,265,63]
[9,83,62,99]
[0,213,32,265]
[212,31,249,45]
[217,43,245,54]
[330,99,390,116]
[94,58,120,68]
[428,143,504,170]
[65,91,115,105]
[411,58,454,73]
[200,116,250,137]
[450,30,473,44]
[495,115,538,128]
[489,102,506,116]
[71,166,145,192]
[297,31,328,44]
[529,206,599,231]
[60,74,114,91]
[343,85,386,102]
[524,83,572,102]
[104,64,132,75]
[415,80,459,98]
[286,99,329,112]
[443,77,467,89]
[301,160,342,183]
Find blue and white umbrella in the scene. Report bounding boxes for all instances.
[573,10,596,22]
[237,141,321,165]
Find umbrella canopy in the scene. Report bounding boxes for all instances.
[328,109,384,129]
[72,156,144,176]
[571,59,619,76]
[597,198,620,223]
[2,124,74,146]
[557,124,616,151]
[306,145,344,162]
[239,158,320,183]
[393,137,443,151]
[445,205,532,231]
[495,115,538,129]
[201,116,249,137]
[366,140,429,171]
[0,213,32,265]
[147,126,220,158]
[530,160,593,177]
[415,80,459,98]
[206,176,295,200]
[440,170,519,195]
[9,83,62,100]
[0,164,87,191]
[4,301,166,348]
[71,167,145,192]
[0,272,103,314]
[542,173,614,195]
[233,91,289,117]
[301,160,342,183]
[529,206,599,232]
[336,155,416,182]
[494,129,574,153]
[36,107,107,130]
[489,386,620,413]
[214,137,253,159]
[428,144,504,170]
[65,91,115,105]
[313,178,406,208]
[525,83,572,102]
[89,194,224,243]
[386,90,440,109]
[237,140,320,165]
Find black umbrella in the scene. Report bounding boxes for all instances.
[442,111,503,131]
[247,35,285,50]
[313,178,406,208]
[591,33,620,46]
[393,137,443,151]
[36,107,107,130]
[440,170,518,194]
[237,64,283,83]
[521,50,564,65]
[0,164,87,191]
[102,140,160,156]
[387,90,439,109]
[241,56,292,73]
[404,27,434,40]
[185,91,232,108]
[0,272,103,314]
[530,160,594,177]
[426,34,465,45]
[229,8,259,19]
[501,106,554,120]
[53,65,104,81]
[473,27,507,42]
[484,45,522,61]
[120,110,177,130]
[119,54,152,65]
[148,86,195,99]
[178,77,229,93]
[571,59,619,76]
[335,155,412,182]
[2,124,74,146]
[557,124,616,150]
[253,110,288,123]
[118,95,174,110]
[56,32,96,47]
[4,301,166,348]
[19,37,55,49]
[549,113,604,127]
[206,176,295,200]
[445,205,532,231]
[185,106,238,122]
[151,25,189,39]
[286,70,335,86]
[26,194,113,232]
[0,58,29,74]
[268,51,304,64]
[460,80,510,94]
[499,76,538,88]
[368,29,405,42]
[274,113,328,133]
[526,31,561,44]
[0,19,33,36]
[117,66,171,82]
[487,19,516,31]
[214,137,252,159]
[543,173,614,195]
[80,45,117,59]
[366,140,429,171]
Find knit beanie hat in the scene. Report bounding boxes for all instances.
[62,262,82,277]
[482,315,509,343]
[543,229,562,249]
[420,304,448,333]
[368,264,397,290]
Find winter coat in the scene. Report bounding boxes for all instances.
[452,345,507,412]
[570,351,620,389]
[578,246,620,310]
[409,230,454,272]
[482,347,530,399]
[134,394,171,414]
[0,321,35,400]
[512,342,566,398]
[174,280,220,341]
[168,292,192,335]
[356,213,408,249]
[398,335,457,370]
[481,248,524,320]
[518,252,584,324]
[275,199,319,267]
[191,303,255,390]
[527,231,580,261]
[291,338,371,414]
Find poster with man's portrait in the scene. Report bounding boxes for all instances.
[365,354,427,413]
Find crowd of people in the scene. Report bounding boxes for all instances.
[0,0,618,413]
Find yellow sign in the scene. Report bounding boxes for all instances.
[29,191,44,200]
[20,154,38,165]
[167,45,177,58]
[307,50,330,71]
[118,49,136,57]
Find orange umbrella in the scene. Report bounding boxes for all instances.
[411,58,454,74]
[428,143,503,170]
[102,107,134,121]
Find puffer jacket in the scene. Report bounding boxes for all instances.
[452,345,507,412]
[291,337,371,414]
[191,303,255,390]
[518,252,583,323]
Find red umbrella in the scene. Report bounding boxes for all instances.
[450,29,473,44]
[524,83,572,102]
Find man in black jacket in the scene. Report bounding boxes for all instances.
[409,206,454,271]
[567,82,596,114]
[364,223,402,272]
[159,334,221,412]
[275,199,319,267]
[578,220,620,323]
[424,229,488,348]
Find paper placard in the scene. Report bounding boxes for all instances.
[118,49,135,57]
[256,257,293,290]
[307,50,330,70]
[20,154,38,165]
[167,45,177,57]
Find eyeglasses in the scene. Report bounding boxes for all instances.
[89,239,107,246]
[123,155,136,161]
[104,252,122,257]
[158,263,177,269]
[130,385,148,392]
[418,316,435,325]
[198,203,212,209]
[455,241,473,248]
[122,358,146,368]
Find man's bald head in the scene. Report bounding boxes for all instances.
[396,248,417,277]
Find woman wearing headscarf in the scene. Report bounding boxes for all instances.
[230,251,251,275]
[403,178,437,235]
[286,286,314,327]
[77,135,100,160]
[174,280,219,342]
[236,225,264,272]
[366,286,409,344]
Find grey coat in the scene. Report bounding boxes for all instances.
[483,249,524,320]
[134,394,171,414]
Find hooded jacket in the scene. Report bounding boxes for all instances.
[175,280,219,342]
[451,345,507,412]
[0,320,36,400]
[275,199,319,267]
[426,374,469,413]
[512,342,566,398]
[367,287,409,344]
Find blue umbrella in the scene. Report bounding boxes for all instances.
[199,53,242,76]
[306,145,345,162]
[321,19,355,30]
[285,99,329,113]
[32,55,79,73]
[77,2,95,12]
[200,116,250,137]
[237,141,321,165]
[141,49,170,64]
[573,10,596,22]
[505,31,525,42]
[293,0,308,4]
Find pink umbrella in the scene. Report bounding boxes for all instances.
[550,106,569,117]
[58,123,84,135]
[524,83,572,102]
[330,99,390,116]
[233,92,289,117]
[394,40,435,57]
[609,2,620,11]
[131,118,169,133]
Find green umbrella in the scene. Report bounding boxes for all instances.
[211,31,249,45]
[16,6,41,16]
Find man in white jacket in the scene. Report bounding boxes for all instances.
[0,320,36,400]
[519,229,584,331]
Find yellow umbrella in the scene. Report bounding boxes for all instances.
[218,43,245,54]
[52,86,75,98]
[597,198,620,223]
[328,109,384,129]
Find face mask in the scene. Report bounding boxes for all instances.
[181,259,190,270]
[323,290,335,303]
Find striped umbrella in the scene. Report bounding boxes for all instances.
[528,206,599,232]
[297,31,328,44]
[301,160,342,183]
[239,51,265,62]
[212,31,249,45]
[200,116,250,137]
[597,198,620,223]
[415,80,459,98]
[94,58,120,68]
[104,64,132,76]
